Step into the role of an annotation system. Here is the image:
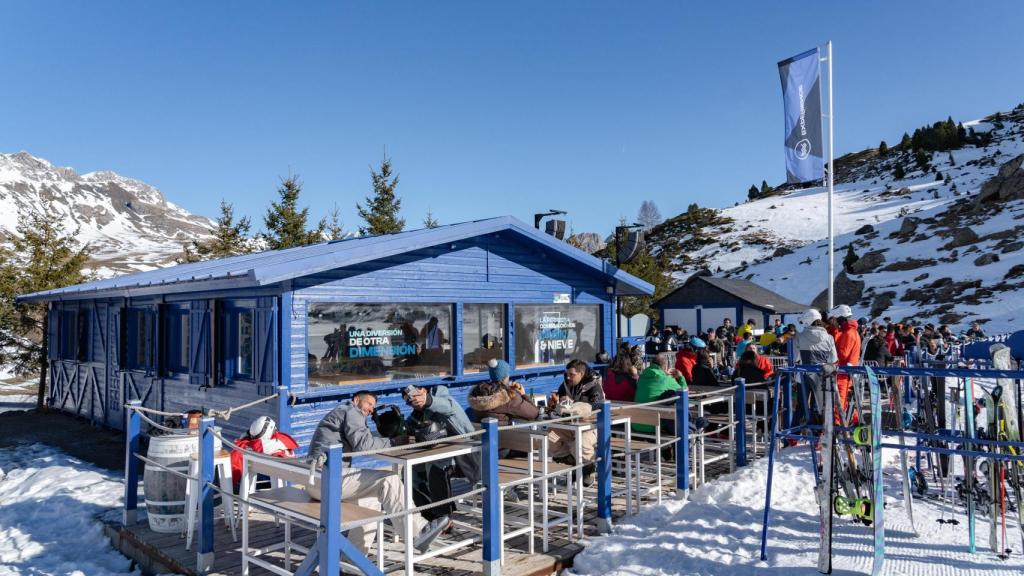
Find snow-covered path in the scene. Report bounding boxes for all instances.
[0,443,137,576]
[572,448,1024,575]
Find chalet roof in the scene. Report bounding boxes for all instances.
[19,216,654,302]
[657,275,806,313]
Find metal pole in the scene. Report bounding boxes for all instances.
[827,40,835,311]
[760,373,784,560]
[596,401,613,533]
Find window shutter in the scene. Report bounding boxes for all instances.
[255,299,277,395]
[115,307,127,369]
[189,301,211,386]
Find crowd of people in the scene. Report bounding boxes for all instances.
[225,306,988,559]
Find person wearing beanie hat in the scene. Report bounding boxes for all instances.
[487,358,511,383]
[690,336,706,349]
[467,359,539,425]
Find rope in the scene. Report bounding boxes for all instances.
[125,404,188,418]
[208,393,279,421]
[689,385,737,400]
[610,396,680,412]
[134,453,201,482]
[136,411,191,434]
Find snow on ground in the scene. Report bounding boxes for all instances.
[572,447,1024,576]
[0,379,36,414]
[0,443,137,575]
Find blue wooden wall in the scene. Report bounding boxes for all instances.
[285,233,615,453]
[45,231,616,450]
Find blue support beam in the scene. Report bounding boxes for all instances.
[596,401,612,533]
[319,445,342,576]
[481,418,501,576]
[197,416,216,573]
[676,390,690,499]
[123,401,141,526]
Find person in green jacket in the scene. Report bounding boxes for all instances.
[633,352,686,435]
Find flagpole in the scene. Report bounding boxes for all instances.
[826,40,835,312]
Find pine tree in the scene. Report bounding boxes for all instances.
[262,174,327,250]
[747,184,759,201]
[760,180,773,197]
[948,151,956,166]
[423,209,440,229]
[899,132,912,149]
[326,203,345,240]
[914,149,930,172]
[894,162,906,180]
[878,140,889,156]
[180,200,252,263]
[935,171,943,181]
[357,156,405,236]
[0,208,93,409]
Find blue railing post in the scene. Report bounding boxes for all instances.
[482,418,500,576]
[735,378,748,467]
[596,400,612,533]
[197,416,215,573]
[319,444,342,576]
[785,339,795,429]
[123,401,141,526]
[675,390,690,500]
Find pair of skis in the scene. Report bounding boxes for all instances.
[817,365,884,575]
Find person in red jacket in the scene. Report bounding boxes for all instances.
[830,304,861,417]
[675,337,702,383]
[230,416,299,487]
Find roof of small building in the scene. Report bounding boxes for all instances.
[19,216,654,302]
[656,274,807,313]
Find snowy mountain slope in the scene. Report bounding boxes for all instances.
[649,107,1024,332]
[0,152,214,277]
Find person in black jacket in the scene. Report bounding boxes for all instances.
[549,358,603,485]
[863,327,893,365]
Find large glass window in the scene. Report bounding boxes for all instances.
[307,303,452,387]
[463,304,505,373]
[514,304,602,368]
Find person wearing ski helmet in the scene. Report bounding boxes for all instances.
[829,304,861,418]
[229,416,300,486]
[792,309,838,424]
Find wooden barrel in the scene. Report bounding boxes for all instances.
[143,434,195,533]
[142,431,223,533]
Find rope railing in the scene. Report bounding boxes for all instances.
[609,395,680,412]
[345,430,486,458]
[133,453,200,483]
[135,410,190,434]
[127,404,189,418]
[689,385,737,400]
[497,410,602,431]
[208,393,279,421]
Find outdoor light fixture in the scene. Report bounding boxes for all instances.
[533,209,567,229]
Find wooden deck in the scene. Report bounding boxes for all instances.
[105,430,759,575]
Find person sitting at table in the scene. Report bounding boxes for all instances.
[690,348,721,388]
[402,384,480,521]
[603,343,641,402]
[469,359,597,485]
[307,391,449,555]
[633,352,685,435]
[735,330,755,357]
[549,359,603,485]
[734,347,775,383]
[467,359,543,425]
[674,338,700,384]
[230,416,299,489]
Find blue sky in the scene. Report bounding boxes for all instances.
[2,1,1022,235]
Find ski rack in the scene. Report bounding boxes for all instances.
[759,362,1024,565]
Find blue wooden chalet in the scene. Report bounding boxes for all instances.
[20,216,653,451]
